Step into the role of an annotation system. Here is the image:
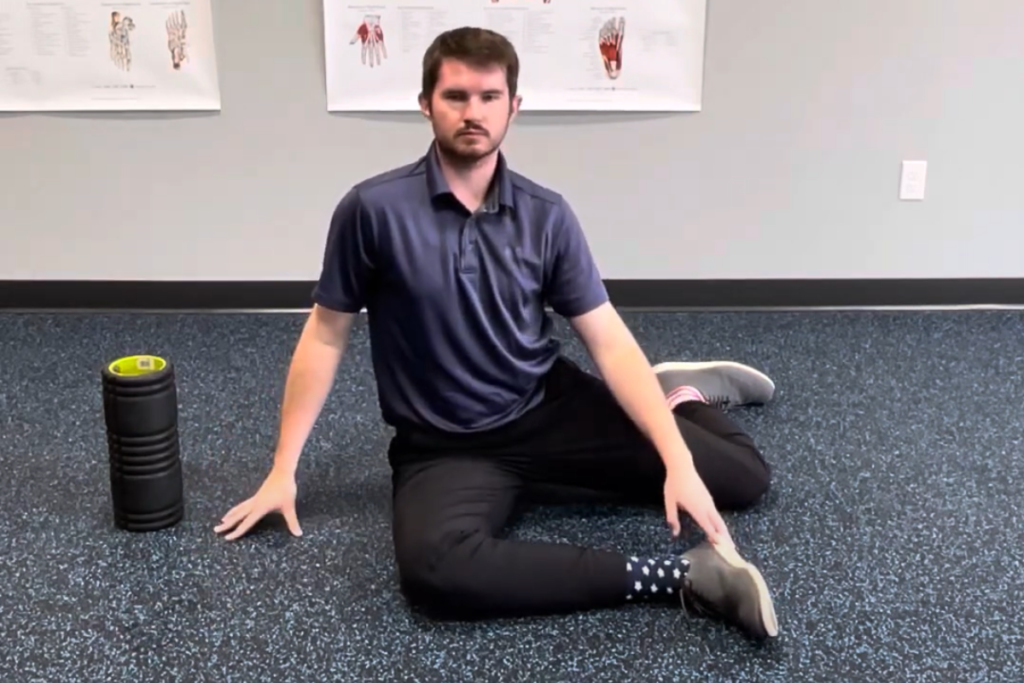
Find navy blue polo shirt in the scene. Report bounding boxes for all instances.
[312,144,609,433]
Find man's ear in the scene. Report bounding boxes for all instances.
[418,93,431,119]
[511,94,523,117]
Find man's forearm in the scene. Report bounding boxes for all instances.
[272,309,352,475]
[590,340,694,473]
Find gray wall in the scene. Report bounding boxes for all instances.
[2,0,1022,281]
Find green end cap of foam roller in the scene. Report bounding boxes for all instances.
[107,355,167,377]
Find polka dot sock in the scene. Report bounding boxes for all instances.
[625,555,691,601]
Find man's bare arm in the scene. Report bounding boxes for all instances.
[272,304,358,476]
[568,301,733,545]
[568,301,692,473]
[214,304,358,540]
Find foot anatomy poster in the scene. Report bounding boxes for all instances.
[323,0,707,112]
[0,0,220,111]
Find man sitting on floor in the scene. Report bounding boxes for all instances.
[215,27,779,641]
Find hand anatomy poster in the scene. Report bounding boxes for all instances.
[323,0,707,112]
[0,0,220,111]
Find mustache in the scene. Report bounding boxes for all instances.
[456,125,488,136]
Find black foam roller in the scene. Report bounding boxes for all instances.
[102,355,184,531]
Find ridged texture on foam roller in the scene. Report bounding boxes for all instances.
[102,360,184,531]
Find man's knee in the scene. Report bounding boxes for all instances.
[721,447,772,511]
[744,447,772,506]
[394,526,485,612]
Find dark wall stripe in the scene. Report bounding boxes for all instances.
[1,279,1024,310]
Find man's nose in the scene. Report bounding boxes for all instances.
[463,96,485,120]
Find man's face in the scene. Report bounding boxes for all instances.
[420,58,521,165]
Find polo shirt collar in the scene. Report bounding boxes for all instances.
[423,141,515,212]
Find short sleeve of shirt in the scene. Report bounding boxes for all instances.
[544,197,609,318]
[311,188,375,313]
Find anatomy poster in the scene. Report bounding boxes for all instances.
[323,0,707,112]
[0,0,220,111]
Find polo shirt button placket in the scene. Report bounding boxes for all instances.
[459,215,480,275]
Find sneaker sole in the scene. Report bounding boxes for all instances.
[652,361,776,393]
[712,542,779,638]
[652,361,776,402]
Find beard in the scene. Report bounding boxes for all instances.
[435,124,506,167]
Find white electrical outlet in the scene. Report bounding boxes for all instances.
[900,160,928,200]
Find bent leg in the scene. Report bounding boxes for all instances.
[391,455,631,619]
[519,357,772,511]
[673,400,771,511]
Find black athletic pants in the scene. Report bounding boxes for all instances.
[387,356,772,619]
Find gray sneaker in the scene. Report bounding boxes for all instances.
[680,541,779,640]
[653,360,776,408]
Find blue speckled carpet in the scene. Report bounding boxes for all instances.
[2,310,1023,682]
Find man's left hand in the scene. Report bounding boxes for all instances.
[663,463,734,548]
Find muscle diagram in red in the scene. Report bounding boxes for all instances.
[598,16,625,80]
[350,14,386,67]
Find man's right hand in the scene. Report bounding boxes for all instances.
[214,467,302,540]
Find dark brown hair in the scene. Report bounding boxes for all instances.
[421,27,520,102]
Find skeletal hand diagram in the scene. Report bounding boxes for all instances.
[166,10,188,70]
[108,11,135,72]
[598,16,625,79]
[350,15,386,67]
